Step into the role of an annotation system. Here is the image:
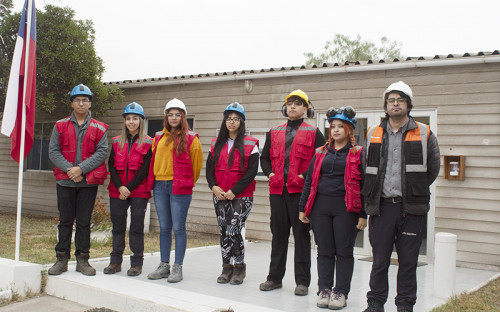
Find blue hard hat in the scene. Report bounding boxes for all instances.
[327,106,357,128]
[224,102,246,120]
[122,102,145,119]
[69,84,93,101]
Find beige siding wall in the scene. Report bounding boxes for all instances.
[1,60,498,270]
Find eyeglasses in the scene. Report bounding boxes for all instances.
[286,99,304,107]
[167,113,182,118]
[387,98,407,104]
[73,99,90,104]
[226,117,241,123]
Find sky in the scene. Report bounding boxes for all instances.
[13,0,500,82]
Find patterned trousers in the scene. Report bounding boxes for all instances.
[213,196,253,265]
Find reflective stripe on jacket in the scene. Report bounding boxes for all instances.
[108,135,153,198]
[210,136,259,198]
[53,117,108,184]
[269,122,316,194]
[362,118,431,216]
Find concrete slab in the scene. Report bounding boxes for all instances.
[0,258,42,298]
[37,241,498,312]
[0,295,91,312]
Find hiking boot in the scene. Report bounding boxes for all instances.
[363,298,385,312]
[75,253,96,276]
[167,264,183,283]
[295,284,308,296]
[147,262,170,280]
[229,263,246,285]
[259,280,282,291]
[48,252,68,275]
[103,263,121,274]
[397,307,412,312]
[127,266,142,276]
[328,289,347,310]
[217,264,233,284]
[317,288,331,308]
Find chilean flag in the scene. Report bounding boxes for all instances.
[1,0,36,163]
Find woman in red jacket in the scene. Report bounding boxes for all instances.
[206,102,259,285]
[105,102,153,277]
[299,107,367,310]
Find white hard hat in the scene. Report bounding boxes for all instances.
[383,81,413,102]
[164,98,187,115]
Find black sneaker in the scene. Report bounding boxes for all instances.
[363,298,385,312]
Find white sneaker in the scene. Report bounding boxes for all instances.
[328,290,346,310]
[317,288,331,308]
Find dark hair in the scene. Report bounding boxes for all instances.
[163,109,190,155]
[384,91,413,117]
[286,95,306,106]
[212,114,246,170]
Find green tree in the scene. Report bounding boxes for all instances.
[304,33,403,66]
[0,4,123,117]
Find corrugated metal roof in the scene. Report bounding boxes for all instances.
[104,50,500,87]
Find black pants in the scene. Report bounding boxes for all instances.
[109,197,148,266]
[213,196,252,265]
[55,184,98,258]
[267,187,311,286]
[310,195,358,296]
[367,199,425,309]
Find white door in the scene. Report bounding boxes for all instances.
[318,109,437,261]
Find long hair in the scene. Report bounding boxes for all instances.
[212,114,246,170]
[164,110,190,156]
[325,120,357,154]
[119,117,146,149]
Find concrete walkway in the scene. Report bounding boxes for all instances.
[1,241,498,312]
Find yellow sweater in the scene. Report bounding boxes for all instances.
[152,128,203,183]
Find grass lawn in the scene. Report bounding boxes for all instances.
[0,211,218,265]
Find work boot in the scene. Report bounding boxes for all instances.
[75,253,96,276]
[103,263,121,274]
[363,298,385,312]
[47,252,68,275]
[147,262,170,280]
[317,288,331,308]
[167,264,183,283]
[295,284,308,296]
[229,263,246,285]
[259,280,282,291]
[217,264,233,284]
[127,266,142,276]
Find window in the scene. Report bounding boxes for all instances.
[147,117,194,138]
[27,122,55,170]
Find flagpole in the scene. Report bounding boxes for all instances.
[15,0,33,262]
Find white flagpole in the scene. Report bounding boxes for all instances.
[15,0,34,262]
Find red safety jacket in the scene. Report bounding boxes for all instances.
[52,117,108,184]
[150,130,198,195]
[108,135,153,199]
[304,145,363,217]
[269,122,316,194]
[210,136,259,198]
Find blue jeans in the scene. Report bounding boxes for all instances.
[153,180,192,265]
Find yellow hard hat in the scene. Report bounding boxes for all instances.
[285,89,310,108]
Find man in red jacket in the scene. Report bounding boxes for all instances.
[259,90,325,295]
[47,84,108,276]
